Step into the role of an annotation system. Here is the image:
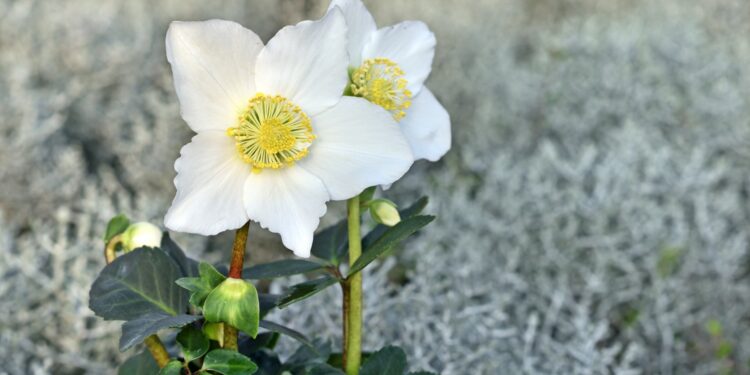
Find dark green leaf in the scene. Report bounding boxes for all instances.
[118,350,159,375]
[309,363,346,375]
[248,349,282,375]
[120,313,200,351]
[89,248,188,320]
[310,220,348,265]
[239,332,278,354]
[176,262,226,307]
[158,360,184,375]
[258,293,280,319]
[203,349,258,375]
[177,324,210,362]
[359,186,377,204]
[161,233,199,277]
[362,197,428,249]
[277,276,338,308]
[349,215,434,277]
[284,338,332,369]
[259,320,313,348]
[359,346,407,375]
[244,259,324,280]
[104,214,130,243]
[204,279,259,338]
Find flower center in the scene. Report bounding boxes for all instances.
[350,58,412,121]
[227,93,314,172]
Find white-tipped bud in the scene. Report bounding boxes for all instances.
[369,199,401,227]
[120,222,163,252]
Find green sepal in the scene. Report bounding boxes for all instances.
[158,360,183,375]
[202,349,258,375]
[177,324,210,363]
[176,262,226,307]
[104,214,130,243]
[203,322,225,346]
[203,278,260,338]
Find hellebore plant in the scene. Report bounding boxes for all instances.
[88,1,450,374]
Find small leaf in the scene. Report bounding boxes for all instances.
[362,197,428,249]
[89,248,188,320]
[177,324,210,362]
[310,220,348,265]
[203,279,260,338]
[120,313,201,351]
[161,233,199,277]
[259,320,313,348]
[349,215,434,277]
[203,349,258,375]
[118,350,159,375]
[104,214,130,243]
[176,262,226,307]
[244,259,324,280]
[158,360,183,375]
[277,276,338,308]
[359,346,407,375]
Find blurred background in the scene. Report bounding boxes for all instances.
[2,0,750,373]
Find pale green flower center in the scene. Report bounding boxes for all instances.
[227,94,314,173]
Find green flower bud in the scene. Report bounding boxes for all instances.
[120,222,162,252]
[203,278,259,338]
[369,199,401,227]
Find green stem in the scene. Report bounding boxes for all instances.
[224,222,250,350]
[104,236,169,368]
[144,335,170,368]
[344,196,363,375]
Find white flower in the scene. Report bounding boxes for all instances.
[163,10,413,257]
[330,0,451,162]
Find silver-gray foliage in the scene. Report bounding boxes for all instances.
[1,0,749,374]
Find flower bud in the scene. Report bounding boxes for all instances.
[369,199,401,227]
[203,278,260,338]
[120,222,163,252]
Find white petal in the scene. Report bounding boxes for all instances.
[400,88,451,161]
[255,9,348,116]
[166,20,263,132]
[328,0,377,67]
[362,21,435,95]
[165,132,250,235]
[300,97,413,200]
[243,167,329,257]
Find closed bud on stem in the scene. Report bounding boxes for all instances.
[120,222,163,252]
[203,278,260,338]
[368,199,401,227]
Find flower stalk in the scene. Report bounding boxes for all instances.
[224,221,250,350]
[344,196,363,374]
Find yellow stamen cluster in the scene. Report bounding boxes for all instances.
[227,93,314,172]
[350,58,412,121]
